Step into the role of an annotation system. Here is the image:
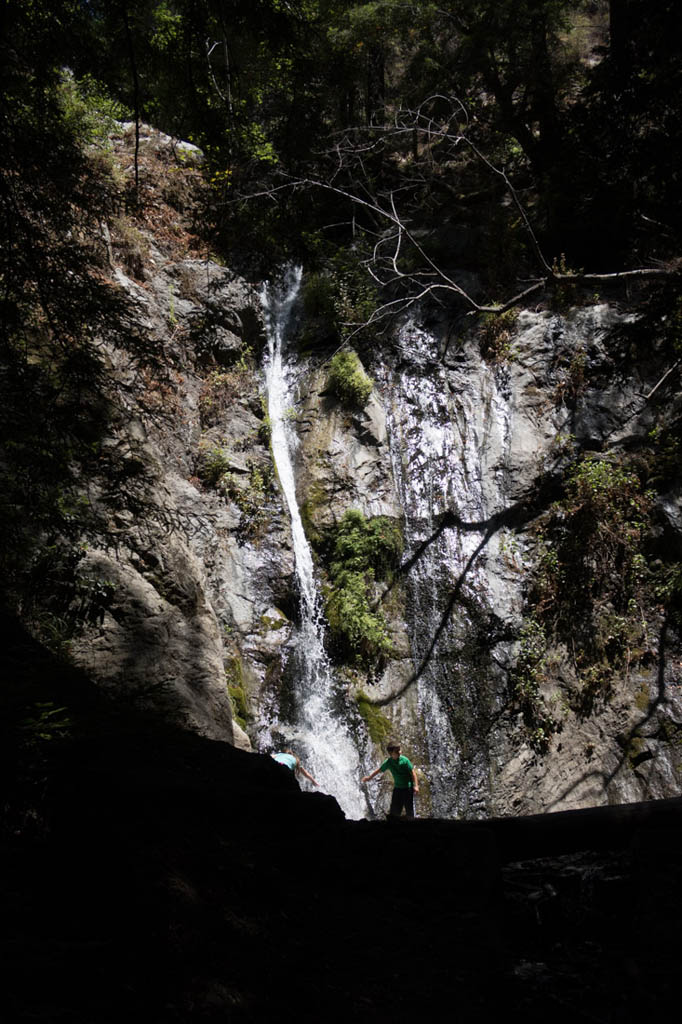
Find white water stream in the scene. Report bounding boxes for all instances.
[260,268,367,819]
[385,319,518,817]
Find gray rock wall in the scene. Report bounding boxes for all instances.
[60,124,682,818]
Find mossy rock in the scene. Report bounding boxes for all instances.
[356,690,393,747]
[300,480,327,548]
[228,685,249,731]
[225,657,249,730]
[260,610,289,632]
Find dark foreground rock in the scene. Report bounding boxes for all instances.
[3,614,681,1023]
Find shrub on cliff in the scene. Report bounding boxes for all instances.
[326,350,373,408]
[328,510,403,581]
[323,510,403,666]
[527,456,655,718]
[325,569,392,666]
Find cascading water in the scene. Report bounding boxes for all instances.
[385,319,520,818]
[260,268,368,820]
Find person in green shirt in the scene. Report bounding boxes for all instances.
[361,741,419,818]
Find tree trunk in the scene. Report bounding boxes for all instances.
[365,44,385,125]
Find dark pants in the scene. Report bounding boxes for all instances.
[389,787,414,819]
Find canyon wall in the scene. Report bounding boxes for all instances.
[60,125,682,818]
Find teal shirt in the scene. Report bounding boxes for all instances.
[380,754,414,789]
[272,752,297,771]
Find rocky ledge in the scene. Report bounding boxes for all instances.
[3,614,681,1023]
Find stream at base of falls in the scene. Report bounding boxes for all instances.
[258,267,368,820]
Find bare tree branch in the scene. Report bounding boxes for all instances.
[227,95,679,326]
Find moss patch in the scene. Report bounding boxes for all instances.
[260,613,288,632]
[225,656,249,731]
[356,690,392,747]
[300,480,327,547]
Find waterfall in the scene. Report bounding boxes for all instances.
[260,268,368,820]
[386,319,518,818]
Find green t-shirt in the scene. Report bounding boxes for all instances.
[380,754,414,789]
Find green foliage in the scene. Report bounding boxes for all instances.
[299,254,379,352]
[56,70,130,148]
[328,510,403,581]
[302,273,337,320]
[549,254,583,312]
[325,571,392,665]
[258,397,273,445]
[329,247,380,336]
[260,613,288,632]
[222,460,276,543]
[653,562,682,609]
[478,309,518,364]
[567,459,651,536]
[647,421,682,488]
[11,0,679,302]
[21,702,73,746]
[322,510,402,666]
[327,350,373,408]
[0,4,147,617]
[228,686,249,731]
[527,456,655,719]
[300,273,339,348]
[196,443,231,488]
[510,617,557,752]
[225,656,249,731]
[534,458,653,616]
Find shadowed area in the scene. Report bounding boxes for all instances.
[3,613,682,1022]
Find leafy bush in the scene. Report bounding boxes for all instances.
[222,460,275,542]
[298,243,379,352]
[326,350,373,408]
[196,442,230,487]
[328,510,403,581]
[479,309,518,364]
[323,510,402,666]
[301,272,338,348]
[21,702,73,746]
[325,570,392,665]
[57,70,130,149]
[533,458,652,622]
[526,456,655,718]
[510,617,557,752]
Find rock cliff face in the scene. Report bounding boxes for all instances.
[60,124,682,817]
